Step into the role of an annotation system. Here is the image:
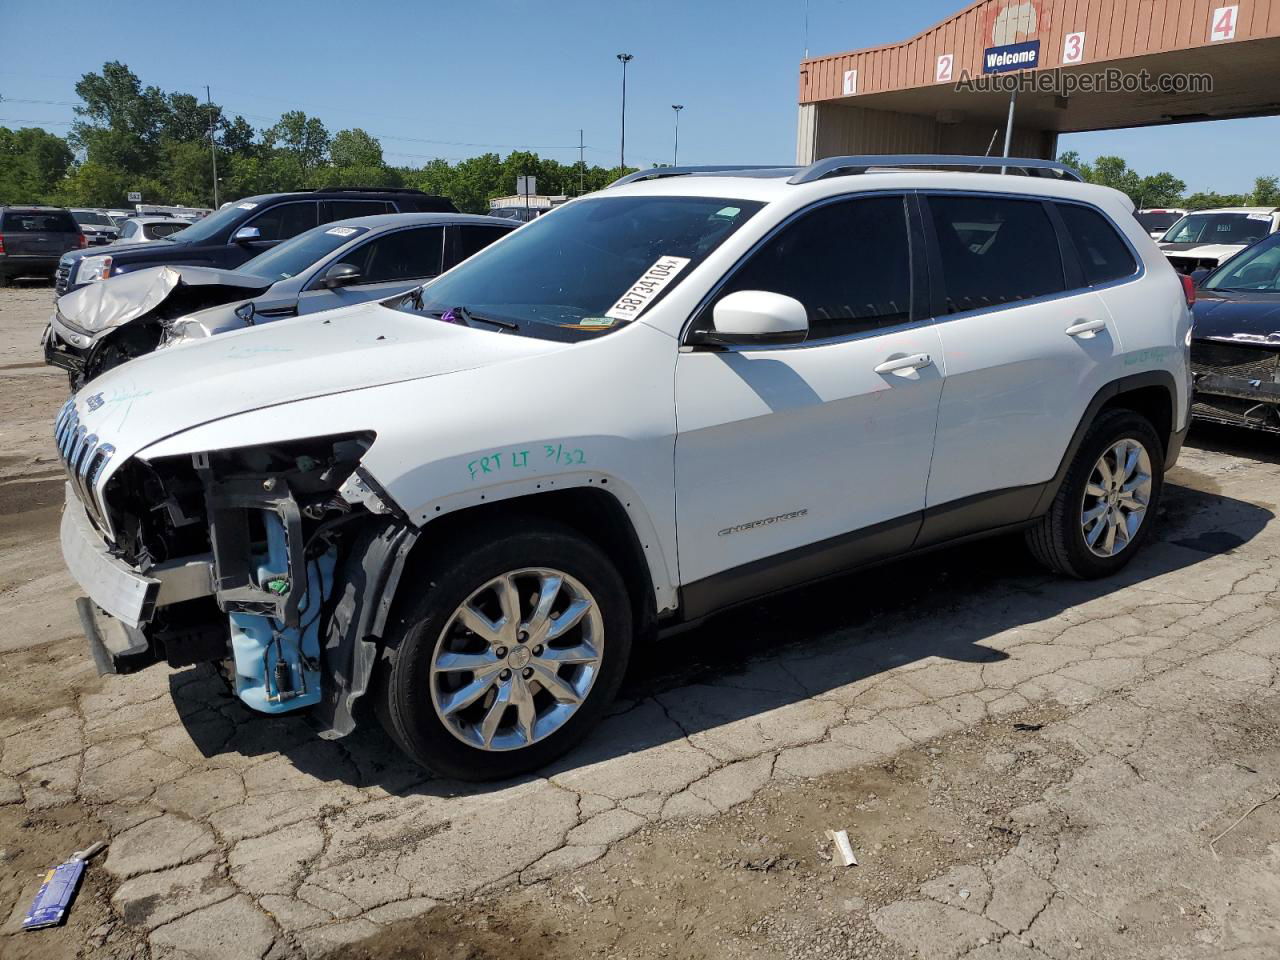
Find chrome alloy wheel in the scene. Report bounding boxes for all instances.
[429,568,604,751]
[1080,438,1153,558]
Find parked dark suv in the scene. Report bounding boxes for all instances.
[0,207,85,286]
[54,187,456,297]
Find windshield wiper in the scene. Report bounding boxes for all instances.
[452,306,518,331]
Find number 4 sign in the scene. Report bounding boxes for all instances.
[1062,31,1085,64]
[1210,5,1238,41]
[935,53,954,83]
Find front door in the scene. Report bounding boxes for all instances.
[673,194,944,612]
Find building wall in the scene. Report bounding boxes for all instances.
[799,102,1057,163]
[801,0,1279,104]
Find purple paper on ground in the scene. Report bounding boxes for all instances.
[22,858,86,930]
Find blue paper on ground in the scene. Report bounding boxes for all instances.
[22,858,86,930]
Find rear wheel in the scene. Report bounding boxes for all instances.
[379,519,632,780]
[1026,409,1164,578]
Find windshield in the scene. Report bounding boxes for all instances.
[165,200,257,245]
[1203,233,1280,292]
[397,195,763,339]
[1135,211,1180,233]
[237,223,370,281]
[1162,212,1272,245]
[73,211,113,226]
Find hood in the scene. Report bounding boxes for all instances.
[57,265,271,335]
[70,300,566,477]
[1192,291,1280,344]
[1159,241,1247,259]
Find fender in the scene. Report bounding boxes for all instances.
[1031,369,1183,518]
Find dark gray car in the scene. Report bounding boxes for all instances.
[44,212,516,384]
[0,207,84,285]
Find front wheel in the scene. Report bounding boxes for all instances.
[1026,409,1164,578]
[378,520,632,780]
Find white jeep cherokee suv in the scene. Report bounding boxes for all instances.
[57,156,1191,780]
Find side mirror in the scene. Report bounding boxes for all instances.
[233,226,261,243]
[692,290,808,347]
[321,262,362,288]
[1189,268,1211,285]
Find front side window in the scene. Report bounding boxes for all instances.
[1056,203,1137,286]
[1203,234,1280,292]
[703,194,912,340]
[927,195,1065,312]
[400,195,763,340]
[454,224,512,263]
[342,227,444,283]
[1162,213,1272,245]
[239,224,372,282]
[246,202,319,242]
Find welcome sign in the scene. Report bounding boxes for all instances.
[982,39,1041,73]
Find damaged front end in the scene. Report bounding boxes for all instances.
[44,265,271,387]
[66,427,416,737]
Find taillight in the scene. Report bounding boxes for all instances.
[77,233,88,249]
[0,234,5,255]
[1179,274,1196,307]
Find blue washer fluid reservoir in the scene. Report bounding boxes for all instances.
[230,509,335,714]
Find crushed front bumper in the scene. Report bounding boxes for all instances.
[42,311,92,377]
[61,483,215,640]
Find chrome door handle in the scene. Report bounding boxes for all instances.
[874,353,933,375]
[1065,319,1107,338]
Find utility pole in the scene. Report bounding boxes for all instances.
[205,85,219,208]
[578,129,585,195]
[1000,87,1017,174]
[671,104,684,167]
[616,53,633,170]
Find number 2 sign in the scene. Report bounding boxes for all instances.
[935,53,954,83]
[1062,31,1085,64]
[1210,5,1238,41]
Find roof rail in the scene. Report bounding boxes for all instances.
[310,186,429,194]
[609,165,796,187]
[788,155,1084,185]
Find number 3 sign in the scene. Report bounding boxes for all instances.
[1062,31,1085,64]
[1210,5,1238,41]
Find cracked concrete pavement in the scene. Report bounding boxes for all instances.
[2,284,1279,959]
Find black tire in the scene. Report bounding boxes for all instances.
[1026,409,1165,578]
[0,274,8,289]
[378,517,632,781]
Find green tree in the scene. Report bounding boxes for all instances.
[1250,176,1280,206]
[1135,171,1186,208]
[330,128,383,169]
[0,126,73,203]
[1184,191,1247,210]
[263,111,330,173]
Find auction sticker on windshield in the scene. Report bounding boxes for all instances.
[604,256,691,321]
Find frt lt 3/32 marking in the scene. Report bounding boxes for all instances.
[467,444,587,480]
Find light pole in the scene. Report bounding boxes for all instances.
[616,53,633,170]
[671,104,683,167]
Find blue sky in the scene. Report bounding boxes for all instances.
[0,0,1273,193]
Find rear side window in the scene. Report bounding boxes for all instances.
[248,202,319,242]
[926,195,1065,313]
[144,222,186,240]
[1056,204,1137,285]
[2,211,78,232]
[323,199,394,222]
[711,195,913,340]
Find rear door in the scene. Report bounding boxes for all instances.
[918,192,1124,544]
[294,225,447,315]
